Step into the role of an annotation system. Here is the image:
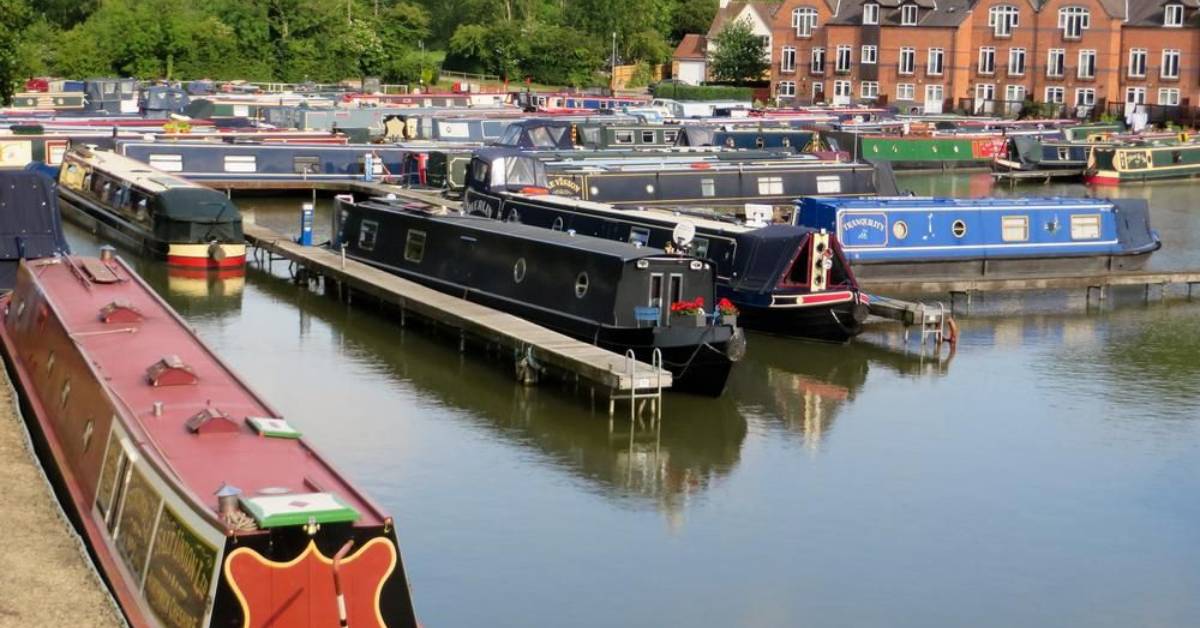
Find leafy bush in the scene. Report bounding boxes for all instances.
[651,83,752,101]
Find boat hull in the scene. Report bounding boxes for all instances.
[850,251,1156,280]
[734,294,867,343]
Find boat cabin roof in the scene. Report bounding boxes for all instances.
[22,256,387,527]
[800,196,1116,211]
[66,147,205,193]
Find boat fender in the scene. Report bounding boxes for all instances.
[851,302,869,323]
[209,241,227,262]
[725,328,748,362]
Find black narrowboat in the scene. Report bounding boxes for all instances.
[57,146,245,268]
[335,196,744,394]
[463,151,868,342]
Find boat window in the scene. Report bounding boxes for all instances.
[952,219,967,238]
[757,176,784,195]
[629,227,651,246]
[817,175,841,194]
[45,349,53,375]
[513,258,527,283]
[552,217,564,231]
[293,156,320,174]
[404,229,426,262]
[1057,147,1071,161]
[701,179,715,197]
[83,419,94,452]
[505,157,539,187]
[60,379,70,409]
[649,273,664,308]
[1070,214,1102,240]
[498,125,522,146]
[148,154,183,172]
[575,272,589,298]
[893,220,909,240]
[664,130,679,144]
[693,237,710,259]
[1001,216,1029,242]
[507,208,521,223]
[642,131,656,143]
[359,220,379,251]
[614,130,634,144]
[1173,150,1184,164]
[547,126,568,146]
[528,126,556,148]
[669,274,683,304]
[471,159,489,187]
[579,127,601,146]
[223,155,256,173]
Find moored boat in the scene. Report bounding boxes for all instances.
[335,195,744,394]
[1085,137,1200,184]
[794,196,1161,278]
[0,251,419,627]
[463,152,868,342]
[56,146,245,268]
[0,169,70,288]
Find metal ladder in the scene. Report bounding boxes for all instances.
[608,348,664,423]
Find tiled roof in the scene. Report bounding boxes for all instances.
[673,34,707,61]
[1125,0,1200,26]
[708,2,778,39]
[828,0,975,26]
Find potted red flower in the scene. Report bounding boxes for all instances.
[669,297,706,327]
[717,298,739,326]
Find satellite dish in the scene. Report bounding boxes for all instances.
[672,221,696,248]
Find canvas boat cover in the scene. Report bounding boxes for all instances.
[1,168,70,260]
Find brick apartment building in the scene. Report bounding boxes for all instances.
[703,0,1199,114]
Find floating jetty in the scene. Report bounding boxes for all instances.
[242,223,673,413]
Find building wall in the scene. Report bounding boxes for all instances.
[675,61,707,86]
[750,0,1200,112]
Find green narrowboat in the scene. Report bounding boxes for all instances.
[1086,138,1200,184]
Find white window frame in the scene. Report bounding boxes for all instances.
[1126,86,1146,105]
[901,4,918,25]
[899,47,915,75]
[896,83,915,100]
[810,47,825,74]
[1128,48,1147,78]
[1162,49,1181,79]
[793,7,818,37]
[836,46,852,73]
[781,46,796,73]
[1045,86,1065,104]
[1008,48,1026,76]
[1047,49,1065,77]
[862,3,879,25]
[757,176,784,195]
[1075,88,1096,107]
[1077,49,1096,79]
[1001,216,1029,242]
[777,81,796,97]
[989,5,1019,37]
[1070,215,1101,240]
[1058,6,1090,39]
[861,81,879,99]
[1159,87,1181,107]
[861,45,877,65]
[927,48,944,76]
[1165,4,1184,27]
[978,47,996,74]
[811,81,824,100]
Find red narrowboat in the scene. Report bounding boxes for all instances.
[0,252,418,627]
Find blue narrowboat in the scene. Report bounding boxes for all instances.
[794,196,1161,279]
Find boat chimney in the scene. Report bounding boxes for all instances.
[99,245,116,263]
[215,483,243,517]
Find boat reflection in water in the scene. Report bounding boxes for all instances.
[244,262,748,524]
[730,331,954,446]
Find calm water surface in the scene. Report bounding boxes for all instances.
[65,177,1200,627]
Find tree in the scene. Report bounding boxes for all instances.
[670,0,717,43]
[0,0,32,104]
[709,18,767,85]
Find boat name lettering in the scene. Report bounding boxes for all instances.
[143,506,216,628]
[840,212,889,248]
[547,176,582,196]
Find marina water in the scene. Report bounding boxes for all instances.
[64,175,1200,627]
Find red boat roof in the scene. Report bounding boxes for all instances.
[24,256,387,528]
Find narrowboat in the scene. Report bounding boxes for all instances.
[491,118,665,150]
[57,147,245,268]
[825,130,1009,169]
[0,252,419,627]
[512,91,649,112]
[992,136,1093,174]
[463,153,868,342]
[472,148,897,209]
[1085,139,1200,184]
[4,91,87,113]
[139,85,190,117]
[794,196,1160,278]
[335,196,743,394]
[0,169,70,288]
[115,140,471,190]
[81,78,140,115]
[673,127,834,153]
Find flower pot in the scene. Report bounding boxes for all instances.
[671,312,705,327]
[720,314,738,327]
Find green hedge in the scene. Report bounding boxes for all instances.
[651,83,753,101]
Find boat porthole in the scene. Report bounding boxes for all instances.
[589,186,599,196]
[872,145,879,153]
[552,217,564,231]
[575,272,589,298]
[891,145,899,153]
[932,146,939,153]
[893,220,909,240]
[645,184,655,194]
[46,350,54,375]
[60,380,70,409]
[952,219,967,238]
[513,258,527,283]
[953,146,960,153]
[16,300,25,321]
[82,420,94,452]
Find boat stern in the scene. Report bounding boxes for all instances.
[167,242,247,269]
